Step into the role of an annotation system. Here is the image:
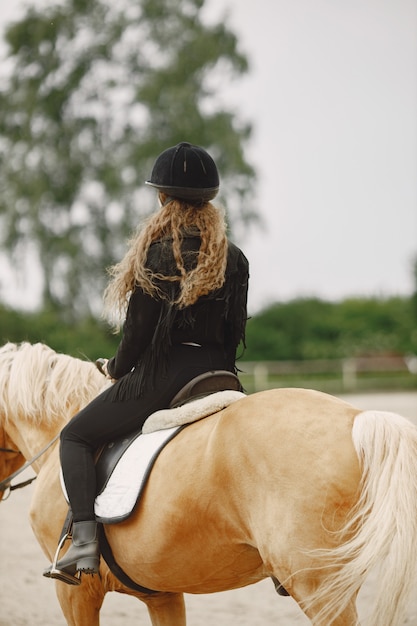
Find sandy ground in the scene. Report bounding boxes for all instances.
[1,391,417,625]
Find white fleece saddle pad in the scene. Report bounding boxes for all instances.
[142,389,245,434]
[60,390,245,524]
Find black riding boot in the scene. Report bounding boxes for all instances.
[43,521,100,585]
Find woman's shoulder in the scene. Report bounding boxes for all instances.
[227,241,249,272]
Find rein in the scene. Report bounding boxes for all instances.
[0,433,60,497]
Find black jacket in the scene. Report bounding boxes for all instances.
[106,235,249,400]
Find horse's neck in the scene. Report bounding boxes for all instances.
[5,414,63,475]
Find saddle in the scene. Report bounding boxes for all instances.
[95,369,241,497]
[169,369,242,407]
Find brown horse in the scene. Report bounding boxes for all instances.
[1,341,417,626]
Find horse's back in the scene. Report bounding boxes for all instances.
[105,388,362,594]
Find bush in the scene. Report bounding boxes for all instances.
[244,296,416,361]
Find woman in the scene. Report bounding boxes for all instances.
[44,141,249,583]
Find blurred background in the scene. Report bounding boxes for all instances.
[0,0,416,394]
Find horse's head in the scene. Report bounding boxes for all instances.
[0,343,25,498]
[0,426,25,500]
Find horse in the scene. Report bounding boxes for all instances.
[1,341,417,626]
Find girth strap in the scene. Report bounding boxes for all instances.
[99,525,159,595]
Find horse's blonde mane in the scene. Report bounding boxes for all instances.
[0,342,109,426]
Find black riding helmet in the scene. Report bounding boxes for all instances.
[145,142,219,203]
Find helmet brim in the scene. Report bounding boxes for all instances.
[145,181,219,202]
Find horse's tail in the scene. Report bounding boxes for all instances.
[305,409,417,626]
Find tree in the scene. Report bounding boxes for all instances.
[0,0,255,319]
[412,256,417,319]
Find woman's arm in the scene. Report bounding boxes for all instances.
[106,287,162,380]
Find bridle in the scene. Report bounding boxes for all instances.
[0,433,60,499]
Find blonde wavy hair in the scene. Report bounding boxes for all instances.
[103,196,228,324]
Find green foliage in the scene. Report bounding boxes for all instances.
[1,295,415,367]
[244,296,417,361]
[412,256,417,321]
[0,305,119,361]
[0,0,255,318]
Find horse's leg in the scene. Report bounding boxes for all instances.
[289,575,359,626]
[263,520,361,625]
[57,584,185,626]
[54,578,105,626]
[142,592,186,626]
[29,460,107,625]
[258,496,361,624]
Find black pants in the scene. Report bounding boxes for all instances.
[60,344,229,522]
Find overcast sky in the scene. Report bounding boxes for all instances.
[206,0,417,313]
[1,0,416,314]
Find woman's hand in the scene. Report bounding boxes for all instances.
[95,358,114,380]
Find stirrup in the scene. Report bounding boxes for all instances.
[43,531,81,586]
